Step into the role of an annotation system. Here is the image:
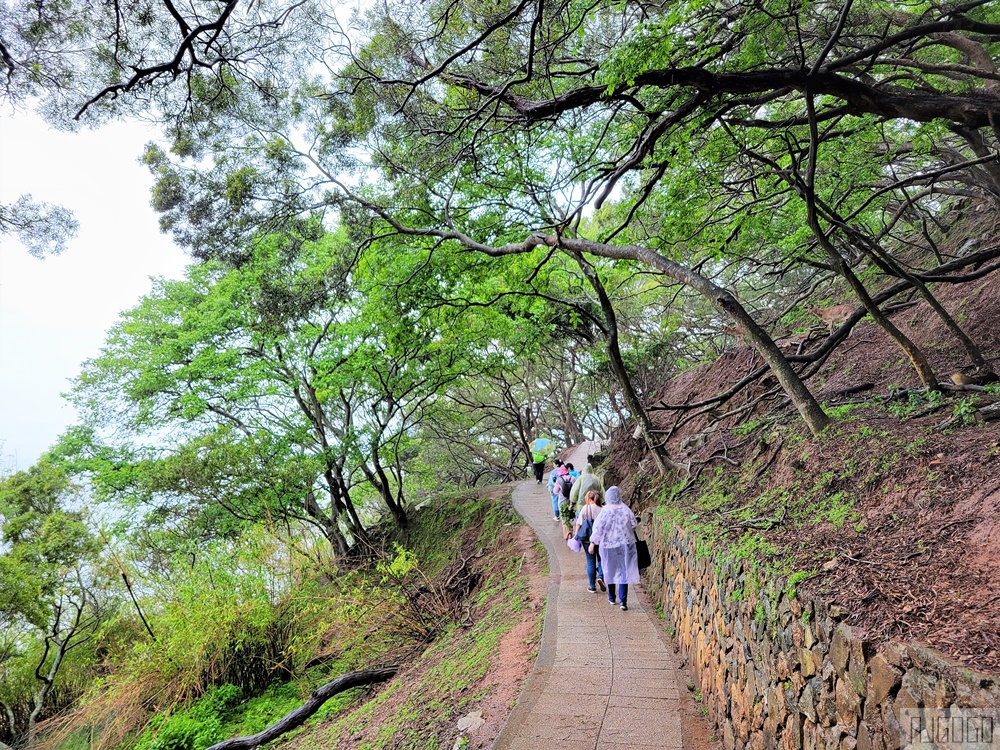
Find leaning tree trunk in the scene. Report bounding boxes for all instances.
[205,668,398,750]
[803,89,939,391]
[817,238,939,390]
[556,238,831,436]
[571,251,686,474]
[848,229,989,371]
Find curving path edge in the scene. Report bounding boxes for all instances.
[492,441,686,750]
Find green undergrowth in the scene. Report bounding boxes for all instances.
[59,489,529,750]
[289,496,537,750]
[653,413,930,608]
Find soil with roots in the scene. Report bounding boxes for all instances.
[603,253,1000,671]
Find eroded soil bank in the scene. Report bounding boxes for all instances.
[603,266,1000,672]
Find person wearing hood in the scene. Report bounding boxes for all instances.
[569,458,604,512]
[588,486,640,611]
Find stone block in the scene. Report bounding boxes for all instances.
[804,719,818,750]
[779,625,794,651]
[836,679,862,730]
[882,641,909,670]
[883,706,900,750]
[799,681,818,723]
[778,651,791,680]
[791,672,806,695]
[818,684,838,727]
[825,725,845,750]
[753,699,765,731]
[831,627,852,676]
[822,661,836,686]
[857,721,872,750]
[785,713,804,750]
[849,637,869,697]
[793,620,805,648]
[724,718,737,750]
[869,653,903,705]
[862,692,881,724]
[801,648,818,678]
[746,663,760,704]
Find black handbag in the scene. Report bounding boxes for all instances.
[634,531,651,570]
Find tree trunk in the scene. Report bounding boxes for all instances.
[572,252,686,474]
[204,668,398,750]
[26,614,74,750]
[556,238,831,436]
[803,89,939,391]
[362,451,408,529]
[807,213,940,391]
[326,465,369,544]
[307,484,349,557]
[849,230,988,370]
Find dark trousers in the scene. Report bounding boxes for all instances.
[607,583,628,605]
[532,461,544,481]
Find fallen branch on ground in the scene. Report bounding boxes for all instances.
[204,667,399,750]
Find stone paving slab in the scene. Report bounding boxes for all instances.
[529,691,609,713]
[607,695,685,710]
[492,442,687,750]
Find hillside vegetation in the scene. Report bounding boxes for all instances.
[0,485,545,750]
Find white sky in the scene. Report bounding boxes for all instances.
[0,110,189,471]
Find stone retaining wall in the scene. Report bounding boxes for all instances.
[641,519,1000,750]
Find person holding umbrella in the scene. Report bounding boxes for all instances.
[529,436,555,484]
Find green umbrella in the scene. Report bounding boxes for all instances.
[530,437,554,463]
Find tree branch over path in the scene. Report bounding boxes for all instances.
[327,170,829,434]
[444,62,1000,130]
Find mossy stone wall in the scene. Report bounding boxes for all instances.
[641,520,1000,750]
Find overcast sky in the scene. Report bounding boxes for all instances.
[0,110,189,471]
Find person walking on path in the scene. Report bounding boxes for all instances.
[589,486,640,611]
[529,436,555,483]
[574,489,606,593]
[547,460,567,521]
[568,457,604,512]
[557,463,579,538]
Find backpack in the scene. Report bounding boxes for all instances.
[561,473,575,499]
[552,475,565,496]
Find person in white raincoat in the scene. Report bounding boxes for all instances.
[588,486,640,611]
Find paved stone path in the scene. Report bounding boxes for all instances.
[492,442,685,750]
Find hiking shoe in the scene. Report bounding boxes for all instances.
[588,586,597,593]
[620,603,628,612]
[596,577,606,592]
